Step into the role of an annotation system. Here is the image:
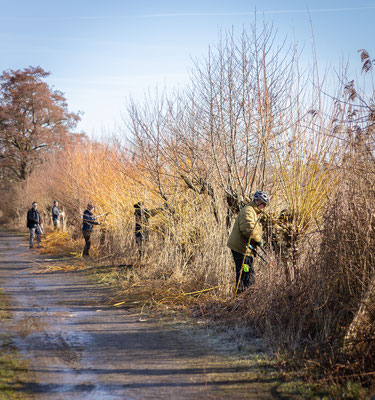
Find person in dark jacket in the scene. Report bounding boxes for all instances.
[82,203,101,257]
[52,200,60,230]
[27,202,42,249]
[133,201,164,258]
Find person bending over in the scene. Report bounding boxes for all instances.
[227,191,269,293]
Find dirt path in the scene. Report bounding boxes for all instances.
[0,231,290,400]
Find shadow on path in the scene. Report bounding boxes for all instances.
[0,230,292,400]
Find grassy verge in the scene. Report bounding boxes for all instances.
[272,355,371,400]
[91,263,374,399]
[0,289,33,400]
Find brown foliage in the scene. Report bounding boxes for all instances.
[0,66,81,181]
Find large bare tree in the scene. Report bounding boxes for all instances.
[127,23,300,226]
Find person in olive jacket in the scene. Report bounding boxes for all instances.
[227,191,269,292]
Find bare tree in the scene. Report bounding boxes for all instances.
[127,22,301,228]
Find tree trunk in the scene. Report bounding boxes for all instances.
[343,276,375,355]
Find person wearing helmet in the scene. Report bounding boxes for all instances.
[82,203,101,257]
[227,191,269,292]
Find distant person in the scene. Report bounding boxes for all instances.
[82,203,101,257]
[227,191,269,293]
[27,201,42,249]
[133,201,164,258]
[52,200,60,230]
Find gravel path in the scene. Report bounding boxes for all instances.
[0,230,285,400]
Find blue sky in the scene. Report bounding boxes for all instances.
[1,0,374,136]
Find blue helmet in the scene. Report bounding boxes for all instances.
[253,191,269,205]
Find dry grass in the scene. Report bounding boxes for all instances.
[2,30,375,397]
[108,278,224,311]
[38,230,82,257]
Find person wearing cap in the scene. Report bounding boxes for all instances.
[52,200,60,230]
[82,203,101,257]
[27,201,42,248]
[227,190,270,293]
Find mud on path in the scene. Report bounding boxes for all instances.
[0,231,290,399]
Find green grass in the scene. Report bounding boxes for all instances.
[281,380,369,399]
[0,289,32,400]
[271,353,372,400]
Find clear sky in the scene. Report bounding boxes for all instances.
[1,0,374,137]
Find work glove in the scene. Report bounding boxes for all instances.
[249,239,261,248]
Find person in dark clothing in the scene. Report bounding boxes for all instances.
[82,203,101,257]
[231,249,256,289]
[133,202,164,258]
[27,202,42,248]
[52,200,60,230]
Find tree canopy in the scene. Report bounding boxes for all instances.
[0,66,81,181]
